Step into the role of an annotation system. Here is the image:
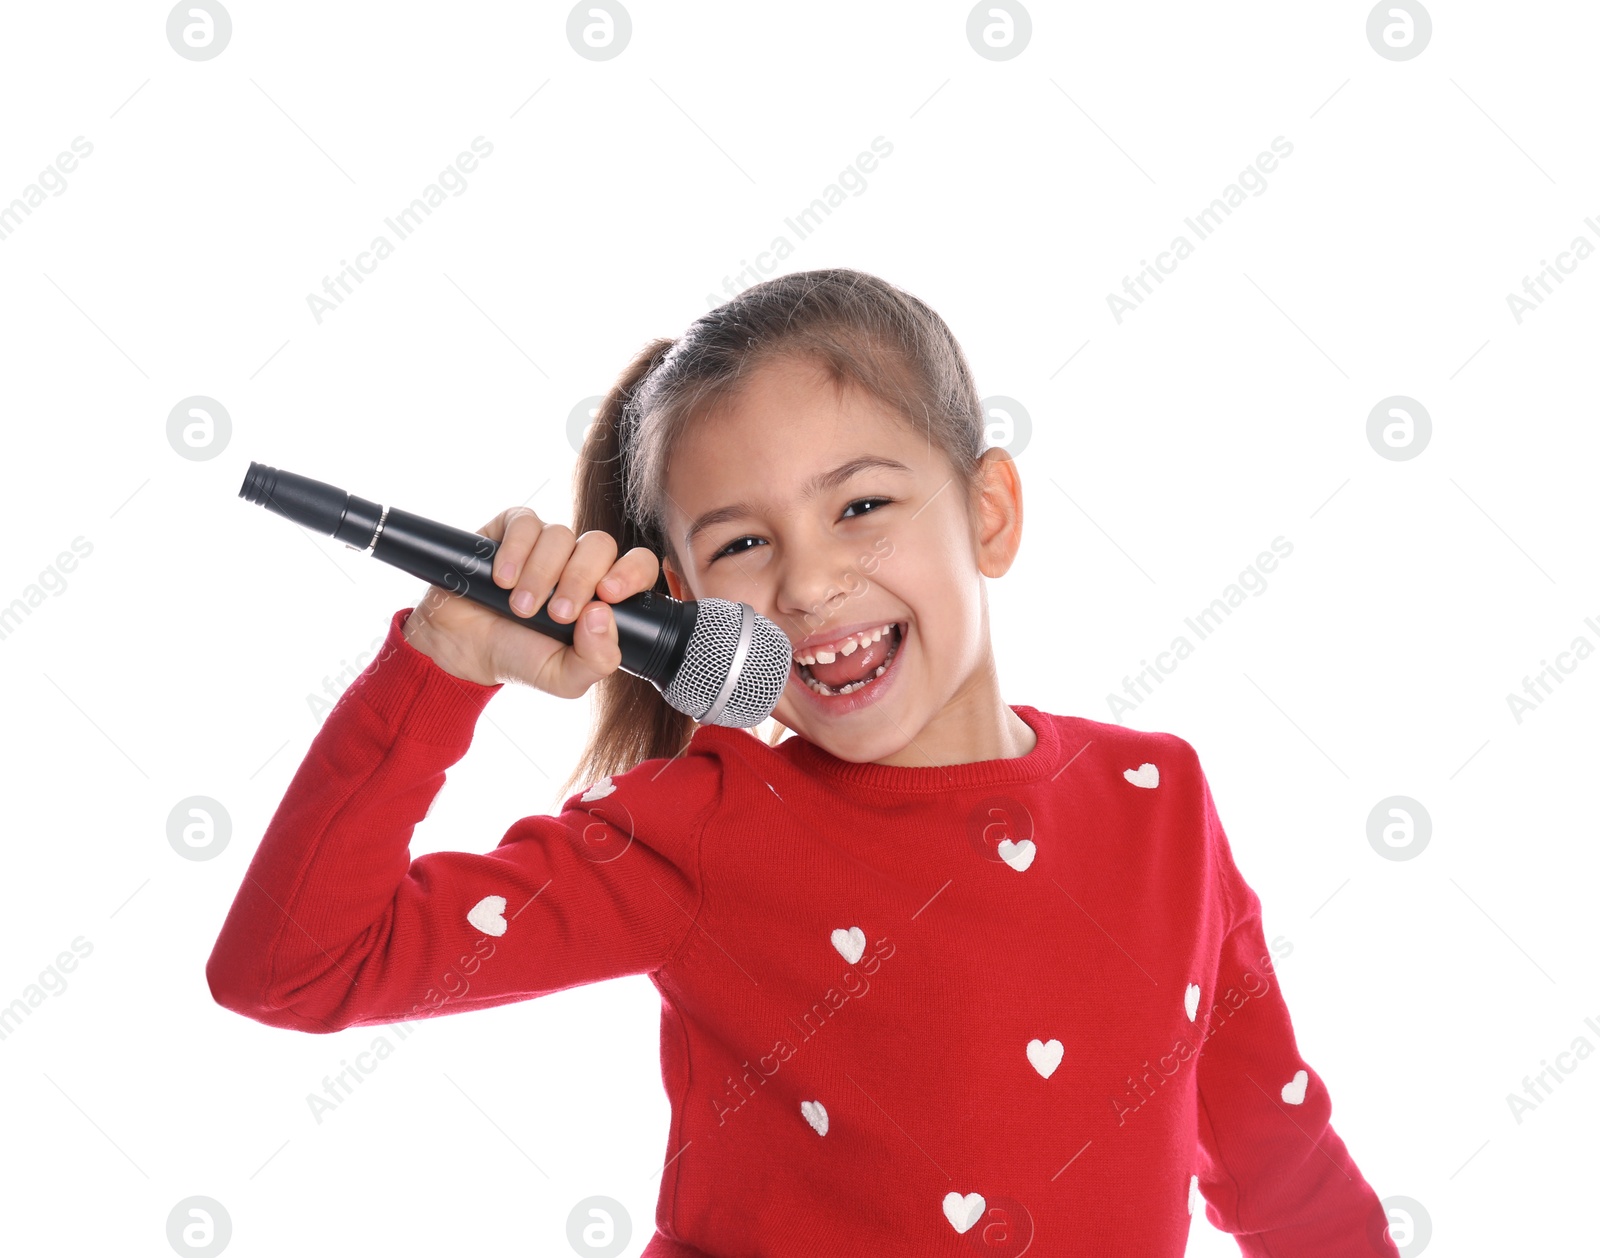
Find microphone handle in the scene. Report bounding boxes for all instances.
[362,504,689,687]
[237,461,695,690]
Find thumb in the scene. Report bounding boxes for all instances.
[552,599,623,696]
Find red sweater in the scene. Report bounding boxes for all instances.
[207,607,1399,1258]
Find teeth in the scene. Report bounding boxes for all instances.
[800,659,891,697]
[794,622,895,667]
[796,624,902,697]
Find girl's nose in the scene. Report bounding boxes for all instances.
[775,544,862,633]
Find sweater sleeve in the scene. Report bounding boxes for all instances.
[1191,764,1400,1258]
[205,606,714,1035]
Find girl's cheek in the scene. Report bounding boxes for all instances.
[859,536,894,575]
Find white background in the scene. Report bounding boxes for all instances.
[0,2,1595,1255]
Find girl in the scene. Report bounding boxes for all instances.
[208,269,1400,1257]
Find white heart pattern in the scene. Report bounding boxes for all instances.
[1281,1069,1309,1105]
[580,776,615,802]
[1027,1038,1064,1079]
[996,838,1036,872]
[830,926,866,965]
[942,1191,986,1234]
[1184,983,1200,1021]
[467,895,507,937]
[800,1099,828,1136]
[1124,762,1159,788]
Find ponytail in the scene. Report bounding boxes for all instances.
[559,337,696,799]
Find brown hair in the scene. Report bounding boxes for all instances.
[560,267,989,798]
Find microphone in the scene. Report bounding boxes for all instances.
[238,462,792,728]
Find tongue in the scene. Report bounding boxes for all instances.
[808,628,894,689]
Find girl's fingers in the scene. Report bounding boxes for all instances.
[469,511,658,699]
[545,531,619,623]
[508,521,576,617]
[597,546,663,601]
[552,599,620,695]
[488,508,542,589]
[549,547,662,695]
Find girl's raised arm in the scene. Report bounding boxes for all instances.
[205,605,718,1033]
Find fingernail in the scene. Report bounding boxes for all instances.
[586,606,608,631]
[550,596,573,620]
[512,590,533,614]
[497,562,514,584]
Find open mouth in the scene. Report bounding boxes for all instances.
[793,622,905,699]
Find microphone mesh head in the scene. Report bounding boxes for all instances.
[662,598,792,728]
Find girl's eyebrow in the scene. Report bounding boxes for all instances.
[683,454,913,551]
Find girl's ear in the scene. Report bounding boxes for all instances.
[662,553,688,601]
[972,447,1024,579]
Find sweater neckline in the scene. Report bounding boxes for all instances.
[743,703,1061,793]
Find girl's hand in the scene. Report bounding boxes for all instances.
[401,507,661,695]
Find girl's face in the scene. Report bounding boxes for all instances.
[658,354,1024,766]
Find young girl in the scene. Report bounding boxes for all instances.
[208,269,1400,1257]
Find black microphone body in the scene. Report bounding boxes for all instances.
[239,462,791,727]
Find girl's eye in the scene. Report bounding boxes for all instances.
[841,496,891,519]
[710,498,893,562]
[711,535,764,561]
